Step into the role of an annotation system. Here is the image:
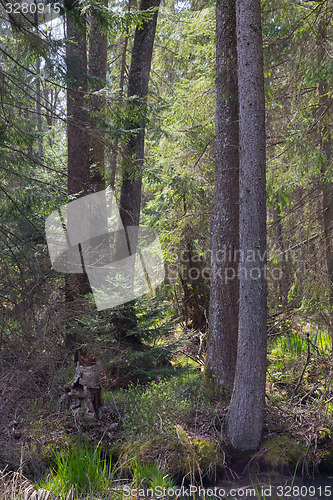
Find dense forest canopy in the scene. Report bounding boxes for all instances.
[1,0,333,497]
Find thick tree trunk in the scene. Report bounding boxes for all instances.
[207,0,239,393]
[67,15,90,196]
[225,0,267,451]
[66,11,91,304]
[88,0,107,192]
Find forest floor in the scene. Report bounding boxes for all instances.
[1,320,333,498]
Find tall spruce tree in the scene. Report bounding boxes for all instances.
[66,4,91,302]
[225,0,267,451]
[119,0,161,232]
[207,0,239,392]
[88,0,108,192]
[116,0,161,338]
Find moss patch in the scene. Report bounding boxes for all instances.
[193,438,225,475]
[261,435,308,470]
[116,434,226,482]
[168,435,225,481]
[317,439,333,472]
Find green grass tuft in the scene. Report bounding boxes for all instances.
[38,442,117,497]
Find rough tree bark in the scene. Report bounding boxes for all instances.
[114,0,160,339]
[207,0,239,393]
[110,0,132,189]
[119,0,161,234]
[67,11,90,196]
[66,8,91,303]
[88,0,107,192]
[225,0,267,451]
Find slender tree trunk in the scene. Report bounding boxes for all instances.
[44,85,53,147]
[110,0,132,189]
[272,202,290,303]
[35,58,43,157]
[115,0,160,339]
[295,186,305,298]
[67,15,90,195]
[206,0,239,393]
[119,0,160,233]
[34,11,43,157]
[225,0,267,451]
[318,18,333,346]
[43,85,60,147]
[25,108,33,156]
[88,0,107,192]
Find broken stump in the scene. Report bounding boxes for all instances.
[62,350,103,420]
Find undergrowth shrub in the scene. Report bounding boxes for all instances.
[107,372,217,441]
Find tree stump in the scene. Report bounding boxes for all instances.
[62,350,103,420]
